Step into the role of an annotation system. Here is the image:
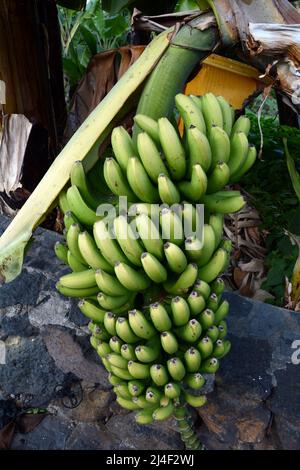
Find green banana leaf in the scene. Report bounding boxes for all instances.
[0,29,172,284]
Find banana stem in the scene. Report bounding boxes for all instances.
[174,404,205,451]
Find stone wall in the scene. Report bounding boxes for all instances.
[0,216,300,450]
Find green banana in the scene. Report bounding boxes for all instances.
[182,202,201,238]
[207,161,230,194]
[231,115,250,137]
[128,309,156,339]
[103,157,136,199]
[70,160,98,209]
[121,343,137,361]
[146,387,163,404]
[130,202,160,219]
[78,231,114,272]
[66,223,87,265]
[95,269,127,296]
[209,213,224,248]
[178,164,207,202]
[59,269,96,289]
[186,126,212,174]
[190,94,202,111]
[116,317,140,343]
[66,185,99,226]
[187,291,206,315]
[103,312,117,336]
[220,339,231,358]
[209,126,230,165]
[64,211,80,231]
[193,279,211,300]
[90,335,100,350]
[67,251,86,272]
[176,319,202,343]
[175,93,206,134]
[150,303,172,332]
[184,236,203,261]
[101,357,112,372]
[150,364,169,386]
[200,357,220,374]
[127,156,159,203]
[108,373,123,386]
[164,263,198,295]
[160,208,184,246]
[152,400,174,421]
[167,357,186,381]
[127,361,150,380]
[214,300,229,324]
[171,296,190,326]
[230,144,257,183]
[93,220,128,267]
[227,131,249,177]
[161,331,179,354]
[116,396,140,410]
[111,126,136,173]
[89,323,109,341]
[197,336,213,358]
[137,132,169,182]
[114,261,151,292]
[158,117,186,180]
[133,114,160,145]
[158,173,181,205]
[135,338,160,363]
[58,189,70,214]
[201,92,223,134]
[109,336,123,354]
[114,383,132,400]
[164,383,181,399]
[164,242,187,273]
[128,380,145,397]
[183,392,207,408]
[206,325,219,342]
[54,241,68,264]
[206,293,220,312]
[218,320,228,339]
[197,248,228,282]
[185,372,205,390]
[141,252,168,283]
[216,96,234,136]
[135,213,164,261]
[132,395,156,409]
[198,308,215,329]
[201,192,246,214]
[96,341,111,358]
[213,339,225,358]
[78,299,105,323]
[184,347,201,373]
[114,215,144,266]
[98,292,129,310]
[110,365,134,381]
[135,409,155,424]
[107,352,128,370]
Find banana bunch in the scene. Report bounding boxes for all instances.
[54,93,256,436]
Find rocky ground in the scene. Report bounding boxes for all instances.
[0,215,300,450]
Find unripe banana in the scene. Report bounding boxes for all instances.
[213,339,225,358]
[114,383,132,400]
[95,269,127,296]
[193,279,211,299]
[230,144,257,183]
[216,96,234,136]
[128,380,145,397]
[197,248,228,283]
[150,364,169,386]
[121,343,137,361]
[164,263,198,295]
[90,335,100,350]
[64,211,80,231]
[160,208,184,246]
[66,223,87,265]
[167,357,186,381]
[174,406,186,420]
[130,202,160,219]
[137,132,169,182]
[207,161,230,194]
[135,213,164,261]
[78,231,114,272]
[184,236,203,261]
[67,251,86,272]
[114,215,144,266]
[198,308,215,329]
[152,400,174,421]
[150,303,172,332]
[215,300,229,325]
[164,382,181,399]
[134,114,160,145]
[111,126,136,173]
[146,387,163,404]
[135,337,160,363]
[228,131,249,177]
[116,396,140,410]
[197,336,213,358]
[218,320,228,339]
[101,357,112,372]
[201,192,246,214]
[175,93,206,134]
[135,409,155,424]
[178,164,207,202]
[158,117,186,180]
[187,291,206,315]
[127,361,150,380]
[206,325,219,342]
[56,282,99,298]
[96,341,111,358]
[186,126,212,174]
[220,339,231,358]
[141,252,168,283]
[127,156,159,203]
[103,157,136,199]
[231,115,251,137]
[161,331,179,354]
[164,242,187,273]
[93,220,129,267]
[176,319,202,343]
[184,347,202,373]
[107,352,129,370]
[200,357,220,374]
[70,160,99,209]
[201,92,223,134]
[58,189,70,214]
[219,238,232,254]
[110,365,134,381]
[209,214,224,248]
[190,225,215,268]
[114,261,151,292]
[209,126,230,165]
[109,336,123,354]
[206,293,220,312]
[157,173,181,205]
[108,373,123,386]
[185,372,205,390]
[116,317,140,343]
[128,309,156,339]
[103,312,117,336]
[66,185,100,226]
[98,292,130,311]
[54,241,68,264]
[183,391,207,408]
[78,299,106,323]
[171,296,190,326]
[190,94,202,111]
[132,395,156,409]
[89,323,109,341]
